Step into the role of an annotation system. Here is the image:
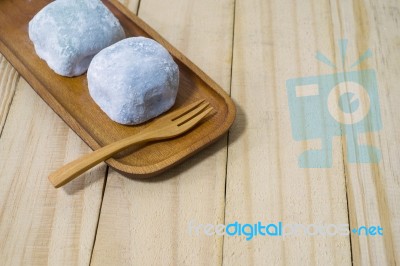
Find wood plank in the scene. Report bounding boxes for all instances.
[0,79,106,264]
[223,0,352,264]
[0,55,19,133]
[331,0,400,264]
[117,0,139,12]
[91,0,234,264]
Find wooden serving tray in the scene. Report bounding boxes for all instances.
[0,0,235,177]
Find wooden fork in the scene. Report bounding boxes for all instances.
[49,99,213,188]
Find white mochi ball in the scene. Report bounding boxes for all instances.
[29,0,125,77]
[87,37,179,125]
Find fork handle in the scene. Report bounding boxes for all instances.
[48,132,152,188]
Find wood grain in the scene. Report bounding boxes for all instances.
[223,0,352,264]
[91,0,234,264]
[117,0,139,12]
[0,55,18,134]
[0,0,235,177]
[0,79,106,265]
[331,0,400,264]
[1,0,398,264]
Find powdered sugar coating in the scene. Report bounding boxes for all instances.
[29,0,125,77]
[87,37,179,125]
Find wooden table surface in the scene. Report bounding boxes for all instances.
[0,0,399,265]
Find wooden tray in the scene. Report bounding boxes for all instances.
[0,0,235,177]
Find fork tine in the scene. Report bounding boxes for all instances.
[166,99,205,120]
[177,107,213,131]
[174,102,210,125]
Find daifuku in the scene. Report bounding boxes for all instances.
[29,0,125,77]
[87,37,179,125]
